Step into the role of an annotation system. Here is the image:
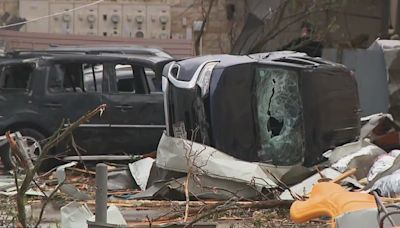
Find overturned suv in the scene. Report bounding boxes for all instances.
[0,53,172,169]
[162,52,361,167]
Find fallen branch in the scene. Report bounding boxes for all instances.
[6,104,106,228]
[184,200,292,227]
[85,199,293,209]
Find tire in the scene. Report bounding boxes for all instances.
[0,128,45,171]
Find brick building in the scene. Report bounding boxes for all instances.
[0,0,392,55]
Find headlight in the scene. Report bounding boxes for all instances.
[196,62,218,97]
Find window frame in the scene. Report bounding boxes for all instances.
[46,62,104,94]
[105,63,151,95]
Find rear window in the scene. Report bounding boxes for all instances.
[0,63,34,90]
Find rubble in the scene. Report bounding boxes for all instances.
[156,133,277,189]
[61,202,93,228]
[2,110,400,228]
[56,161,90,200]
[280,168,362,200]
[128,157,155,191]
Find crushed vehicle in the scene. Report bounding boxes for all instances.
[0,53,173,169]
[162,51,361,166]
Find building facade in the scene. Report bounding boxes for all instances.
[0,0,391,55]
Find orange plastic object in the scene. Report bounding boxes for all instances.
[290,182,377,227]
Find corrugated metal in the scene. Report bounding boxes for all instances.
[0,30,193,58]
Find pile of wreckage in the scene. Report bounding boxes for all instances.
[2,51,400,227]
[3,113,400,227]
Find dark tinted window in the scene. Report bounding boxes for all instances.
[48,63,102,93]
[0,63,34,90]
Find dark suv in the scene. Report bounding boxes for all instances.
[0,53,172,169]
[163,52,361,167]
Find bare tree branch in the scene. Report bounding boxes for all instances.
[34,181,64,228]
[6,104,106,228]
[195,0,215,55]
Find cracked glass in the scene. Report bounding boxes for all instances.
[256,67,305,165]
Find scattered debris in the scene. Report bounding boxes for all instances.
[108,169,137,191]
[156,133,277,189]
[56,161,90,200]
[280,168,362,200]
[291,182,377,226]
[88,205,127,226]
[61,202,93,228]
[129,157,155,191]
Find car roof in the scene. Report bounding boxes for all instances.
[174,51,341,72]
[0,53,173,76]
[9,45,173,58]
[249,51,339,67]
[168,51,345,82]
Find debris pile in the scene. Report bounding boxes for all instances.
[4,110,400,227]
[288,113,400,227]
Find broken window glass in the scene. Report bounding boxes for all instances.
[0,63,34,90]
[256,67,305,165]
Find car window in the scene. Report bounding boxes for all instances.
[114,64,147,94]
[0,63,34,90]
[256,67,304,166]
[48,63,102,93]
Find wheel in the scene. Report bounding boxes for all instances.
[0,128,45,171]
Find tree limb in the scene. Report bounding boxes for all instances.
[6,104,106,228]
[194,0,215,55]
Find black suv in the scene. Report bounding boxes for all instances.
[0,53,172,169]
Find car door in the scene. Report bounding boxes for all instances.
[100,63,165,155]
[39,62,105,156]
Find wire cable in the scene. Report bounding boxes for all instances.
[0,0,105,30]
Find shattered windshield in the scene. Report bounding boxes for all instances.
[256,67,305,165]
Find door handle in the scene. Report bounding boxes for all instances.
[115,105,133,110]
[44,103,62,108]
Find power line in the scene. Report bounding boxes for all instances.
[0,0,105,30]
